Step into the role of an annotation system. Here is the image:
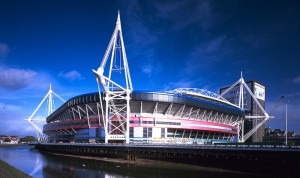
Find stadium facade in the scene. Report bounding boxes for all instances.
[44,91,245,144]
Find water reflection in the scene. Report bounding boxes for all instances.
[42,154,124,178]
[30,154,43,177]
[0,145,43,177]
[0,145,267,178]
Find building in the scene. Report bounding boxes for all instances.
[0,135,20,144]
[263,127,300,145]
[43,91,245,144]
[220,81,266,142]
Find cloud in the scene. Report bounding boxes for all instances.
[141,63,162,76]
[128,0,212,32]
[125,1,228,77]
[163,78,203,91]
[0,102,36,136]
[0,102,22,112]
[126,1,159,59]
[179,34,231,79]
[154,0,212,31]
[58,70,84,81]
[152,0,234,32]
[0,66,37,90]
[285,76,300,85]
[142,65,153,74]
[206,35,227,53]
[0,42,9,59]
[291,75,300,84]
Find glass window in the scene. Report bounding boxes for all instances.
[143,128,148,138]
[173,96,179,103]
[148,128,152,138]
[137,93,141,100]
[129,127,133,137]
[131,93,136,99]
[146,94,152,100]
[161,128,165,138]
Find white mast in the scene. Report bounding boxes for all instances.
[220,74,270,142]
[25,84,65,142]
[93,11,133,144]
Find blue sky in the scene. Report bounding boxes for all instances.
[0,0,300,137]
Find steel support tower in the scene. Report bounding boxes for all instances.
[220,73,271,142]
[25,85,65,142]
[93,12,133,144]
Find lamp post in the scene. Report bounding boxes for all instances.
[285,101,290,145]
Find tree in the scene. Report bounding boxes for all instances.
[20,136,36,143]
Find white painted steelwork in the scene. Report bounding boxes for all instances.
[26,85,65,142]
[285,101,290,145]
[93,11,132,143]
[167,88,238,108]
[220,73,270,142]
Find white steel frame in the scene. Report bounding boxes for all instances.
[93,11,133,143]
[25,85,65,142]
[220,73,270,142]
[167,88,238,108]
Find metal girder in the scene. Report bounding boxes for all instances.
[164,103,173,116]
[167,88,238,108]
[96,103,105,127]
[153,102,158,115]
[174,105,185,117]
[200,110,206,120]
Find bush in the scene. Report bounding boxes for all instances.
[20,136,36,143]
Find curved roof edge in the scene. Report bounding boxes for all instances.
[46,91,245,123]
[166,88,238,108]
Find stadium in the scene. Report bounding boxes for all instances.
[43,90,245,144]
[39,13,268,144]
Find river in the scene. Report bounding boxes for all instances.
[0,145,270,178]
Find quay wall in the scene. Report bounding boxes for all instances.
[34,143,300,176]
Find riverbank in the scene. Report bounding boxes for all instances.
[0,143,27,147]
[0,159,32,178]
